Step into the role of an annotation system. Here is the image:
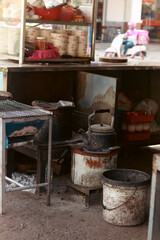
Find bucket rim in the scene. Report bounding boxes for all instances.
[102,169,151,187]
[72,147,119,157]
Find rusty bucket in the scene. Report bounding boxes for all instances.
[102,169,150,226]
[71,148,118,188]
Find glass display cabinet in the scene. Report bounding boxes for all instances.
[0,0,98,64]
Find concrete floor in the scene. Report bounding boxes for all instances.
[1,182,148,240]
[95,42,160,62]
[1,146,158,240]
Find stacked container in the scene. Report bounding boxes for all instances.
[25,27,40,43]
[67,36,79,57]
[122,111,154,141]
[75,30,88,57]
[8,28,20,56]
[51,33,68,56]
[40,29,54,42]
[0,27,8,54]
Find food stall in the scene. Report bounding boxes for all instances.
[1,0,160,217]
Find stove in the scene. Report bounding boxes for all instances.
[0,100,52,146]
[0,99,53,214]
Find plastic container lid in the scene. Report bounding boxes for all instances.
[36,37,47,40]
[90,124,114,133]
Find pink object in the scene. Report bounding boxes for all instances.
[29,43,60,60]
[127,29,138,37]
[128,21,137,28]
[137,30,149,45]
[32,5,62,20]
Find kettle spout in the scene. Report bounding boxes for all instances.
[78,128,89,145]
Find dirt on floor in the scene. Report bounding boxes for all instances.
[0,176,149,240]
[1,146,156,240]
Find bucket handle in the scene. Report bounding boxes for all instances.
[102,187,137,211]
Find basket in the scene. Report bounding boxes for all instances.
[33,5,62,21]
[125,132,151,141]
[122,113,154,124]
[59,8,74,21]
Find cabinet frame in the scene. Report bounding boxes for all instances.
[18,0,98,64]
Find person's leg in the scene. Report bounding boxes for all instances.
[124,41,134,55]
[123,40,127,45]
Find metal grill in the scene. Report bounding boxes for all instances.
[0,100,52,119]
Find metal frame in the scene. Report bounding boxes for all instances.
[19,0,27,65]
[0,115,52,214]
[148,153,160,240]
[19,0,98,64]
[66,180,102,208]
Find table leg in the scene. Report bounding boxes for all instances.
[36,149,46,194]
[47,118,52,206]
[7,149,15,178]
[36,150,41,195]
[0,120,6,214]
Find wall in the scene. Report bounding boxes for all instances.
[129,0,142,22]
[105,0,142,26]
[106,0,125,22]
[7,71,75,105]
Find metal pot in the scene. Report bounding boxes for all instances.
[80,109,116,151]
[32,100,75,142]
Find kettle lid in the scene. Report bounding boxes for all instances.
[90,123,114,133]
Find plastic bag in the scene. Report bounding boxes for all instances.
[134,99,159,115]
[118,92,132,111]
[135,99,160,133]
[150,119,160,133]
[43,0,63,8]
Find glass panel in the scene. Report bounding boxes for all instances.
[0,0,21,22]
[142,0,160,42]
[24,0,94,61]
[0,0,21,60]
[72,0,92,4]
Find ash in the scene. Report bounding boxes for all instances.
[6,172,36,194]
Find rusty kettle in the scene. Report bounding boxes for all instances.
[79,109,117,151]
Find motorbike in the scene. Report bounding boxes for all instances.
[104,30,149,60]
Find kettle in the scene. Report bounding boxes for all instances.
[79,109,117,151]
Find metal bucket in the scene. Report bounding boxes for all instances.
[102,169,150,226]
[32,100,75,142]
[71,148,118,188]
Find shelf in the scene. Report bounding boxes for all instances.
[25,57,92,63]
[26,19,92,26]
[0,0,97,64]
[0,54,19,61]
[117,134,160,147]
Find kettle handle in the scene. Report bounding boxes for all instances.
[94,109,110,114]
[88,109,110,127]
[88,109,111,140]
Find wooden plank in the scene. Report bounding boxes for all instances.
[2,61,160,73]
[0,119,6,214]
[148,154,160,240]
[26,19,92,26]
[14,145,38,160]
[67,180,102,195]
[25,57,92,64]
[152,170,160,240]
[47,118,52,206]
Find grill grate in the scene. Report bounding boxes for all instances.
[0,100,52,119]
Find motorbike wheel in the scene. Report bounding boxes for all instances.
[105,52,117,58]
[134,51,145,60]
